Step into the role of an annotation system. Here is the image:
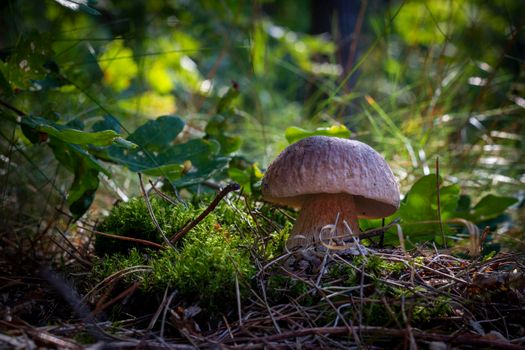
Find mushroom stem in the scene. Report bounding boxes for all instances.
[288,193,360,248]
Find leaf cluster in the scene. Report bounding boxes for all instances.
[360,174,518,249]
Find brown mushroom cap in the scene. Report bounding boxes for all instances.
[261,136,400,218]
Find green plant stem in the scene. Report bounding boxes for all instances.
[436,157,446,248]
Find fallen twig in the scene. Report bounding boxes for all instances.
[221,326,525,350]
[90,281,141,317]
[90,230,164,249]
[170,183,240,243]
[359,218,401,240]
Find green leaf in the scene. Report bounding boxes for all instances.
[172,157,230,187]
[108,138,208,172]
[205,115,242,154]
[227,162,263,195]
[50,138,108,176]
[228,168,250,187]
[22,116,120,146]
[471,195,517,222]
[127,115,185,152]
[396,174,460,222]
[3,35,54,90]
[43,127,118,146]
[377,174,460,245]
[142,164,185,178]
[106,115,229,186]
[68,167,99,217]
[285,125,351,144]
[218,135,241,154]
[114,137,138,149]
[49,138,104,217]
[358,180,467,247]
[92,115,122,133]
[456,195,471,212]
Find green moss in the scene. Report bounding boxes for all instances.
[95,197,201,255]
[349,255,405,279]
[94,195,265,255]
[93,241,255,312]
[91,248,148,283]
[328,264,358,286]
[320,255,454,327]
[93,195,455,324]
[412,296,453,323]
[148,229,256,306]
[92,195,264,313]
[262,221,292,259]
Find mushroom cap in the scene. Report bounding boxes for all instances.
[261,136,400,218]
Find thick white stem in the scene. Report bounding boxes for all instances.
[288,193,360,249]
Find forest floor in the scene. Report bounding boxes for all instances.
[1,189,525,349]
[1,245,524,349]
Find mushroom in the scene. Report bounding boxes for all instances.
[261,136,400,248]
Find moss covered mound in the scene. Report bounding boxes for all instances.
[92,195,288,313]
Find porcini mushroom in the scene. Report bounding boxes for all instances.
[261,136,400,248]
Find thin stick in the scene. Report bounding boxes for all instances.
[396,224,406,254]
[91,230,164,249]
[222,326,525,350]
[148,180,179,206]
[436,157,447,248]
[379,218,385,247]
[358,218,401,240]
[49,236,91,268]
[235,275,243,328]
[258,275,281,334]
[358,260,366,343]
[25,329,82,349]
[160,290,177,338]
[138,173,176,250]
[91,282,140,317]
[170,183,240,243]
[80,265,152,305]
[147,287,169,331]
[55,228,92,267]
